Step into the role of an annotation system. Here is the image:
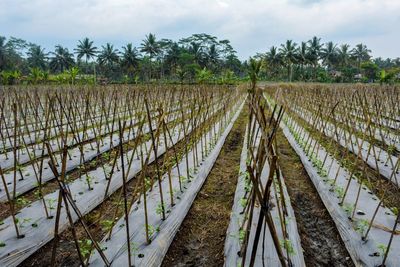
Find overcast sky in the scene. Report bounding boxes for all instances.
[1,0,399,59]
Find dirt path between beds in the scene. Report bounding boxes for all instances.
[162,106,247,267]
[276,128,355,267]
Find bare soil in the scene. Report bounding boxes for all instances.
[161,107,247,267]
[276,128,355,267]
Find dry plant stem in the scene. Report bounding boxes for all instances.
[46,144,85,267]
[0,165,20,237]
[118,120,132,267]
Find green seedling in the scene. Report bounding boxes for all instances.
[100,220,114,232]
[280,238,296,255]
[356,219,370,236]
[78,239,93,258]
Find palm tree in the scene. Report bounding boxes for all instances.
[265,46,281,80]
[27,45,47,70]
[337,44,351,68]
[97,43,119,67]
[307,36,322,80]
[164,42,181,75]
[120,43,140,78]
[189,42,204,66]
[74,37,98,81]
[320,41,338,71]
[248,57,262,93]
[140,33,160,80]
[207,44,220,70]
[351,43,371,73]
[49,45,75,73]
[279,40,297,82]
[296,42,309,80]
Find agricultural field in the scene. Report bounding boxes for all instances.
[0,82,398,267]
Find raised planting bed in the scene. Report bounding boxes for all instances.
[88,99,245,266]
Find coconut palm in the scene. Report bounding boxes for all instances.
[296,42,309,80]
[337,44,351,68]
[120,43,140,78]
[27,45,47,70]
[207,44,220,70]
[75,38,98,63]
[74,37,98,81]
[320,41,338,70]
[307,36,322,80]
[164,42,181,74]
[140,33,160,59]
[189,42,204,66]
[248,57,262,93]
[49,45,75,73]
[140,33,160,80]
[265,46,281,79]
[97,43,119,67]
[279,40,297,82]
[351,43,371,73]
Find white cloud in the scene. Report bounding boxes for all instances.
[0,0,399,59]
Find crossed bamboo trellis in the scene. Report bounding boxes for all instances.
[238,88,294,267]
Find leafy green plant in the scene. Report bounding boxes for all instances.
[130,241,139,264]
[179,175,187,183]
[280,238,296,255]
[15,196,30,208]
[46,198,57,216]
[33,189,43,199]
[391,207,398,216]
[377,243,388,259]
[85,174,93,190]
[16,217,32,228]
[334,186,345,199]
[78,239,93,258]
[343,203,354,217]
[356,219,369,236]
[239,229,246,243]
[148,224,155,237]
[156,202,165,215]
[100,220,114,232]
[144,177,152,190]
[240,197,247,208]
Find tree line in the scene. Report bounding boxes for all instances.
[1,34,399,85]
[255,36,400,83]
[0,33,243,84]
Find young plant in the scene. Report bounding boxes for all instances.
[280,238,296,255]
[343,203,355,218]
[85,174,93,190]
[148,224,155,237]
[15,196,30,208]
[239,197,247,208]
[144,177,152,190]
[15,217,32,228]
[334,185,345,199]
[156,202,165,216]
[355,219,370,236]
[46,198,57,217]
[377,243,388,260]
[239,228,246,244]
[100,220,114,232]
[78,239,93,258]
